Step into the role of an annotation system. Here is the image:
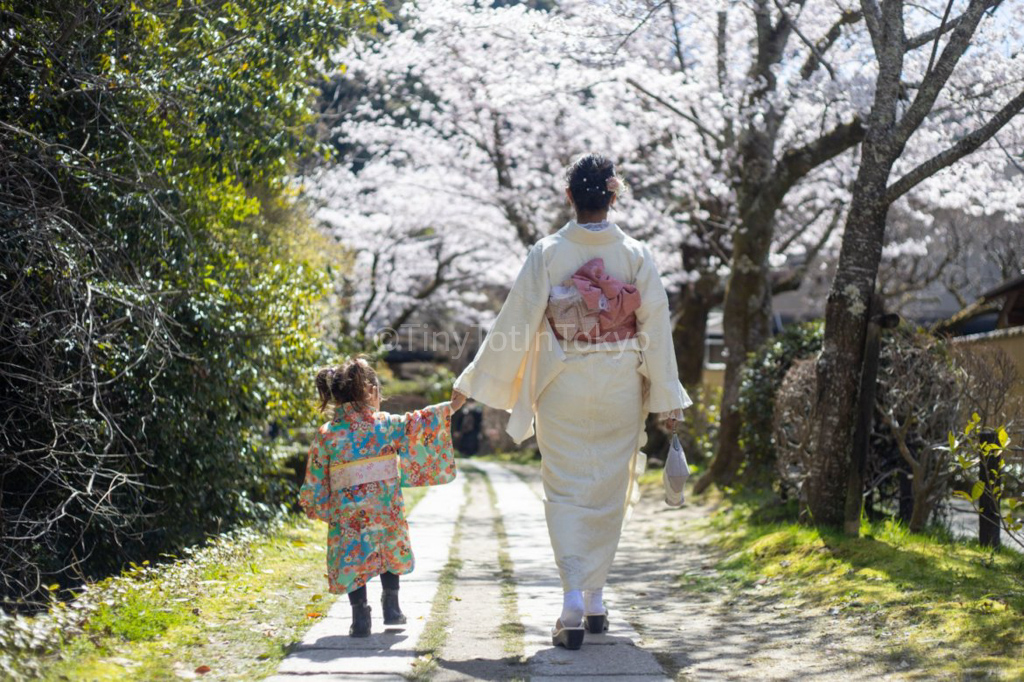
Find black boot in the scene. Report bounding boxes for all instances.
[349,602,372,637]
[381,588,407,625]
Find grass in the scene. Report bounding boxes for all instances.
[481,471,526,662]
[35,516,337,682]
[13,486,434,682]
[409,482,469,681]
[706,493,1024,679]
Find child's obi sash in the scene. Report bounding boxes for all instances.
[329,453,399,489]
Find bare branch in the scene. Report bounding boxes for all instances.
[922,0,956,81]
[625,78,726,147]
[893,0,1002,145]
[771,117,866,200]
[886,87,1024,203]
[860,0,885,56]
[799,10,863,80]
[905,9,964,49]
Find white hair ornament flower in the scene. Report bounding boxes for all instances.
[606,176,627,196]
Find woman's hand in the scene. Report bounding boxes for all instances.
[451,389,468,411]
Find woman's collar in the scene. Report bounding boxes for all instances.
[560,220,627,245]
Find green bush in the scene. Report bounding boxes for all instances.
[738,321,824,475]
[680,385,723,467]
[0,0,384,605]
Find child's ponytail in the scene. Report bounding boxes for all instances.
[316,355,380,413]
[315,367,337,413]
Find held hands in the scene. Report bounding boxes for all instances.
[451,389,468,412]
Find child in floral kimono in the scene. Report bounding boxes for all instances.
[300,356,464,637]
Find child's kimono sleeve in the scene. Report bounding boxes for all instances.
[298,429,331,522]
[384,402,457,488]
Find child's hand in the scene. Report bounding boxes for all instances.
[451,390,468,411]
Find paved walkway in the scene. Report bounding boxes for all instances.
[267,460,670,681]
[267,470,466,681]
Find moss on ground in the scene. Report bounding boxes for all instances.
[409,483,468,680]
[705,494,1024,679]
[37,517,335,681]
[481,471,526,662]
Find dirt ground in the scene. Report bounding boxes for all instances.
[610,491,912,681]
[501,461,911,681]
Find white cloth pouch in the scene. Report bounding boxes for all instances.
[663,434,689,507]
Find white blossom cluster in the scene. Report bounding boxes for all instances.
[309,0,1024,335]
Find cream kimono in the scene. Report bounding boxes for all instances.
[454,220,690,591]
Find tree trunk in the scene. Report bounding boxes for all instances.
[908,478,931,533]
[673,278,719,389]
[693,220,773,493]
[804,170,892,527]
[844,294,885,535]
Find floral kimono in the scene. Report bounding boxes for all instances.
[299,401,456,594]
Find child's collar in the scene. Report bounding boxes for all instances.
[334,402,374,418]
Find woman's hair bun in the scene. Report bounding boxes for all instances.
[565,153,617,212]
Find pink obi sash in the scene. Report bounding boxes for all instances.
[545,257,641,342]
[329,453,399,489]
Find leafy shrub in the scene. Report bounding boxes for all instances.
[0,0,384,605]
[738,321,824,476]
[871,327,960,530]
[770,324,961,530]
[947,416,1022,551]
[772,358,817,496]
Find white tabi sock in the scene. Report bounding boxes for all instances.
[584,588,604,615]
[560,590,583,627]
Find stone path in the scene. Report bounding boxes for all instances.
[476,460,669,682]
[267,461,669,681]
[610,492,903,681]
[268,460,906,681]
[266,472,466,681]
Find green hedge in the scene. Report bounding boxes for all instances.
[737,321,824,476]
[0,0,384,605]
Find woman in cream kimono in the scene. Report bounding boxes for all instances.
[453,154,690,650]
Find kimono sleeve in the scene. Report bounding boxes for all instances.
[634,246,693,414]
[298,430,331,522]
[453,244,550,410]
[384,402,457,488]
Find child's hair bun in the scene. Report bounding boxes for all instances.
[316,355,380,412]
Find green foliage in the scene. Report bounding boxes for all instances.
[737,321,823,473]
[0,0,384,604]
[1,516,347,681]
[946,416,1022,542]
[423,365,457,404]
[679,385,722,465]
[87,595,192,642]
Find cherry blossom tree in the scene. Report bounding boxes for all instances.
[804,0,1024,529]
[308,0,691,339]
[307,0,1022,498]
[578,0,874,491]
[589,0,1023,494]
[312,0,864,376]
